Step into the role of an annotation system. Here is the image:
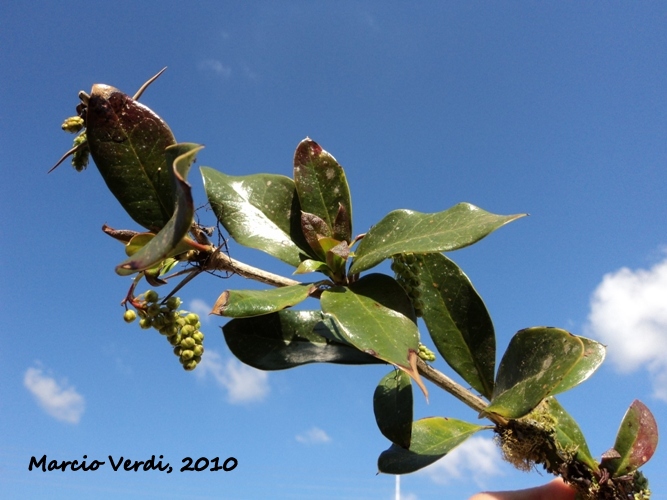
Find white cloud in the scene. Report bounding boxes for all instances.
[418,436,503,487]
[295,427,331,445]
[188,298,212,323]
[196,350,269,404]
[198,59,232,79]
[585,256,667,401]
[24,365,85,424]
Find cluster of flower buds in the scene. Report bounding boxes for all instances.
[124,290,204,371]
[60,116,89,171]
[417,343,436,362]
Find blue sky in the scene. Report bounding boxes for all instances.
[2,2,666,498]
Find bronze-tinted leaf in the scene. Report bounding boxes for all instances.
[86,83,177,231]
[603,400,658,477]
[293,138,353,243]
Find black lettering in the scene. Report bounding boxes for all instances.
[29,455,46,471]
[210,457,221,472]
[142,455,155,471]
[223,457,238,471]
[180,457,193,472]
[156,455,169,472]
[108,456,123,471]
[194,457,209,471]
[86,460,104,471]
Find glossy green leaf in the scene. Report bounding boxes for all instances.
[321,274,427,396]
[222,310,383,370]
[374,370,413,449]
[115,143,203,276]
[486,328,584,419]
[349,204,525,275]
[211,284,317,318]
[604,400,658,477]
[293,138,353,243]
[86,83,177,231]
[124,233,191,258]
[413,253,495,399]
[550,335,606,396]
[321,274,418,367]
[293,259,330,275]
[378,417,485,474]
[201,168,312,267]
[542,397,598,471]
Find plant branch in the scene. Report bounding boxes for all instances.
[415,357,508,426]
[204,248,300,288]
[200,247,507,425]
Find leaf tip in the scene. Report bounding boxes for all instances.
[211,291,230,316]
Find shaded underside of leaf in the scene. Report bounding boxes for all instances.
[486,327,584,419]
[605,400,658,477]
[350,203,525,275]
[86,84,177,231]
[115,143,203,275]
[377,417,485,474]
[211,283,316,318]
[222,310,383,370]
[201,167,312,267]
[414,253,495,399]
[541,397,598,471]
[293,138,353,243]
[374,370,413,449]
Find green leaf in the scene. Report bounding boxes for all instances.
[124,233,191,258]
[321,274,427,396]
[550,335,606,396]
[349,204,525,275]
[604,400,658,477]
[115,143,203,276]
[374,370,413,449]
[485,327,584,419]
[293,259,330,275]
[542,397,598,471]
[211,284,317,318]
[85,83,177,231]
[293,138,353,243]
[201,168,312,267]
[222,310,383,370]
[412,253,495,399]
[378,417,485,474]
[320,274,418,366]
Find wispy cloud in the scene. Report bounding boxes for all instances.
[198,59,232,79]
[189,298,213,324]
[196,350,269,404]
[295,427,331,445]
[418,436,503,487]
[24,365,85,424]
[585,255,667,401]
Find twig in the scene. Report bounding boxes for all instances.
[415,357,508,426]
[204,249,300,288]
